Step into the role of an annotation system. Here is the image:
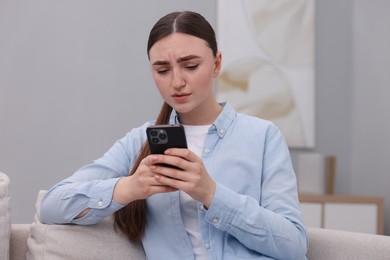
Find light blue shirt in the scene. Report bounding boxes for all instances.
[40,102,308,260]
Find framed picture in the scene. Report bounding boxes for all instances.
[216,0,315,148]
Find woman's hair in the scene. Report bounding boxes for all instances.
[114,102,172,242]
[114,11,217,242]
[147,11,218,58]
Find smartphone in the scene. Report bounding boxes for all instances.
[146,124,188,155]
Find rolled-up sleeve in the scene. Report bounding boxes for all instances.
[40,122,149,225]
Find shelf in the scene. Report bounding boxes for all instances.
[299,193,384,234]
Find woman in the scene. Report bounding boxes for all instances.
[40,11,308,260]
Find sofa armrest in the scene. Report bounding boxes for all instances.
[10,224,30,260]
[307,228,390,260]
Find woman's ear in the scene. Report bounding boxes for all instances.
[213,51,222,77]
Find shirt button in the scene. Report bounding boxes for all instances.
[219,129,224,134]
[204,148,210,154]
[212,218,219,224]
[98,200,104,207]
[204,243,210,249]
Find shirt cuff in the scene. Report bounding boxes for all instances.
[71,177,124,225]
[205,183,239,231]
[87,177,121,209]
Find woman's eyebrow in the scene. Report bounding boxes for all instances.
[177,55,201,63]
[152,60,169,66]
[152,55,201,66]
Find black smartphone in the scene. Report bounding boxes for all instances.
[146,124,188,154]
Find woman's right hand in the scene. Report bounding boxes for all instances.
[112,156,177,205]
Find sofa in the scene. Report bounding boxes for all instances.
[2,172,390,260]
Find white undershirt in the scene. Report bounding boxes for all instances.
[180,124,211,260]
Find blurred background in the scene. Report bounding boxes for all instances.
[1,0,389,234]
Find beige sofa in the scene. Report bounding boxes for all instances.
[2,172,390,260]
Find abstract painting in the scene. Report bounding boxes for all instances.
[216,0,315,148]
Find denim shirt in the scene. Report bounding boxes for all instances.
[40,102,308,260]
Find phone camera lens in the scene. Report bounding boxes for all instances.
[159,133,167,140]
[151,137,159,144]
[150,130,158,137]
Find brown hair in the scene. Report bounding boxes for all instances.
[147,11,218,58]
[114,102,172,242]
[114,11,217,242]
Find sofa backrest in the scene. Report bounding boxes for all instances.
[307,227,390,260]
[0,172,11,260]
[26,190,146,260]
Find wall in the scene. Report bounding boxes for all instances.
[350,0,390,234]
[302,0,354,194]
[1,0,389,234]
[305,0,390,234]
[0,0,216,223]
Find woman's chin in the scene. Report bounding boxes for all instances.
[169,102,191,112]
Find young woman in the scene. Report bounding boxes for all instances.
[40,11,308,260]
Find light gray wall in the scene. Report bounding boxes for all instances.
[306,0,390,234]
[295,0,390,234]
[350,0,390,232]
[1,0,389,234]
[0,0,216,224]
[306,0,354,194]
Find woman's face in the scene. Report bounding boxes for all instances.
[149,32,221,123]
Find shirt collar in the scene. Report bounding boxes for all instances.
[169,102,237,138]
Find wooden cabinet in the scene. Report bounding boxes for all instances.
[299,194,384,234]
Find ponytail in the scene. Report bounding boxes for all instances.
[114,102,172,242]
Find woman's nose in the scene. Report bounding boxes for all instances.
[172,69,185,89]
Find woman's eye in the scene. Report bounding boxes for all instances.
[186,64,199,70]
[157,68,169,74]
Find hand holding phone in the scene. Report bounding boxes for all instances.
[146,124,188,168]
[146,124,187,154]
[146,124,215,206]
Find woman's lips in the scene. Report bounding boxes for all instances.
[172,93,191,102]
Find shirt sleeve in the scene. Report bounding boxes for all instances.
[204,125,308,260]
[40,125,147,225]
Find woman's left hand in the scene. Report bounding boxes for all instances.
[148,148,216,207]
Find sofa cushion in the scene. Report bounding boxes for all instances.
[10,224,30,260]
[0,172,11,260]
[26,190,146,260]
